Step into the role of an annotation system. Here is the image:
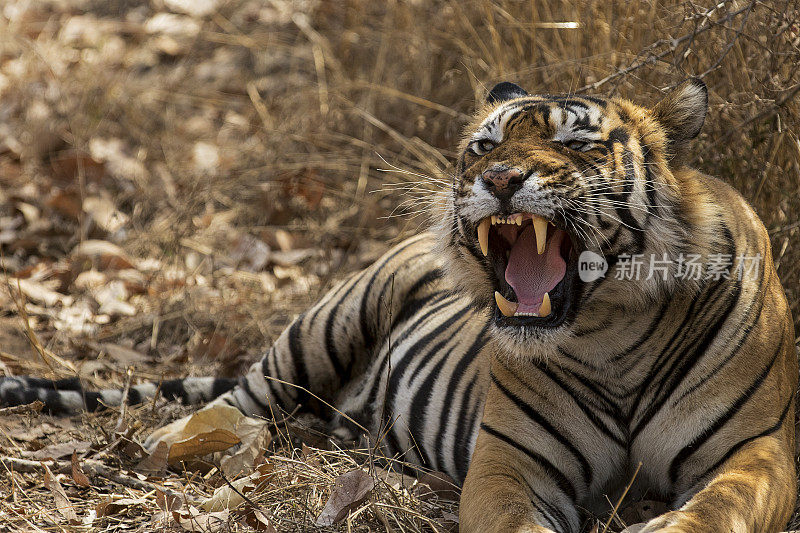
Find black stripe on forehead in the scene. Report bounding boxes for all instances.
[511,94,609,106]
[496,95,607,113]
[486,99,599,134]
[473,95,611,143]
[555,99,591,111]
[534,94,609,109]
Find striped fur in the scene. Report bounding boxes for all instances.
[1,81,795,532]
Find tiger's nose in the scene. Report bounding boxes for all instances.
[481,166,525,199]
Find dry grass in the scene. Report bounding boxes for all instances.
[0,0,798,531]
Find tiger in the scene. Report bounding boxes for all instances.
[0,79,795,533]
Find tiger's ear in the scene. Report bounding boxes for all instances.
[487,82,529,104]
[652,79,708,145]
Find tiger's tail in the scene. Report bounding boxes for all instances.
[0,375,237,414]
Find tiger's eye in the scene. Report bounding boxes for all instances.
[469,140,496,156]
[565,140,589,151]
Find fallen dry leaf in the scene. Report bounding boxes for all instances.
[201,462,276,512]
[168,429,240,464]
[219,416,271,477]
[173,506,229,532]
[117,436,148,461]
[147,403,247,461]
[43,463,79,524]
[174,404,244,437]
[242,507,277,532]
[315,469,375,526]
[53,300,107,335]
[415,471,460,502]
[96,497,148,518]
[0,399,44,416]
[201,475,252,512]
[28,440,91,461]
[145,13,201,37]
[135,440,169,477]
[279,171,324,208]
[70,451,90,487]
[155,489,184,512]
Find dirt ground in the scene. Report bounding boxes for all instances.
[0,0,798,531]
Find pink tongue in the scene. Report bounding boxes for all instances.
[505,225,566,314]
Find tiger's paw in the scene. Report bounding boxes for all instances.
[637,511,687,533]
[514,525,555,533]
[512,525,557,533]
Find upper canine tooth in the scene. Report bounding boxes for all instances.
[477,218,490,256]
[533,216,548,255]
[538,292,551,317]
[491,215,497,225]
[516,214,522,225]
[495,291,519,317]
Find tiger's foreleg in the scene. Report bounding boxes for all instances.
[459,430,574,533]
[641,434,796,533]
[460,381,582,533]
[459,360,592,533]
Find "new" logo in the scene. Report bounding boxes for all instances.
[578,251,608,282]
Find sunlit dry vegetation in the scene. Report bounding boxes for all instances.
[0,0,797,531]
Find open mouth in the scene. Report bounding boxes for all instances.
[476,213,580,328]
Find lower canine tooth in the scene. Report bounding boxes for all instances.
[538,292,551,317]
[495,291,519,317]
[477,218,490,256]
